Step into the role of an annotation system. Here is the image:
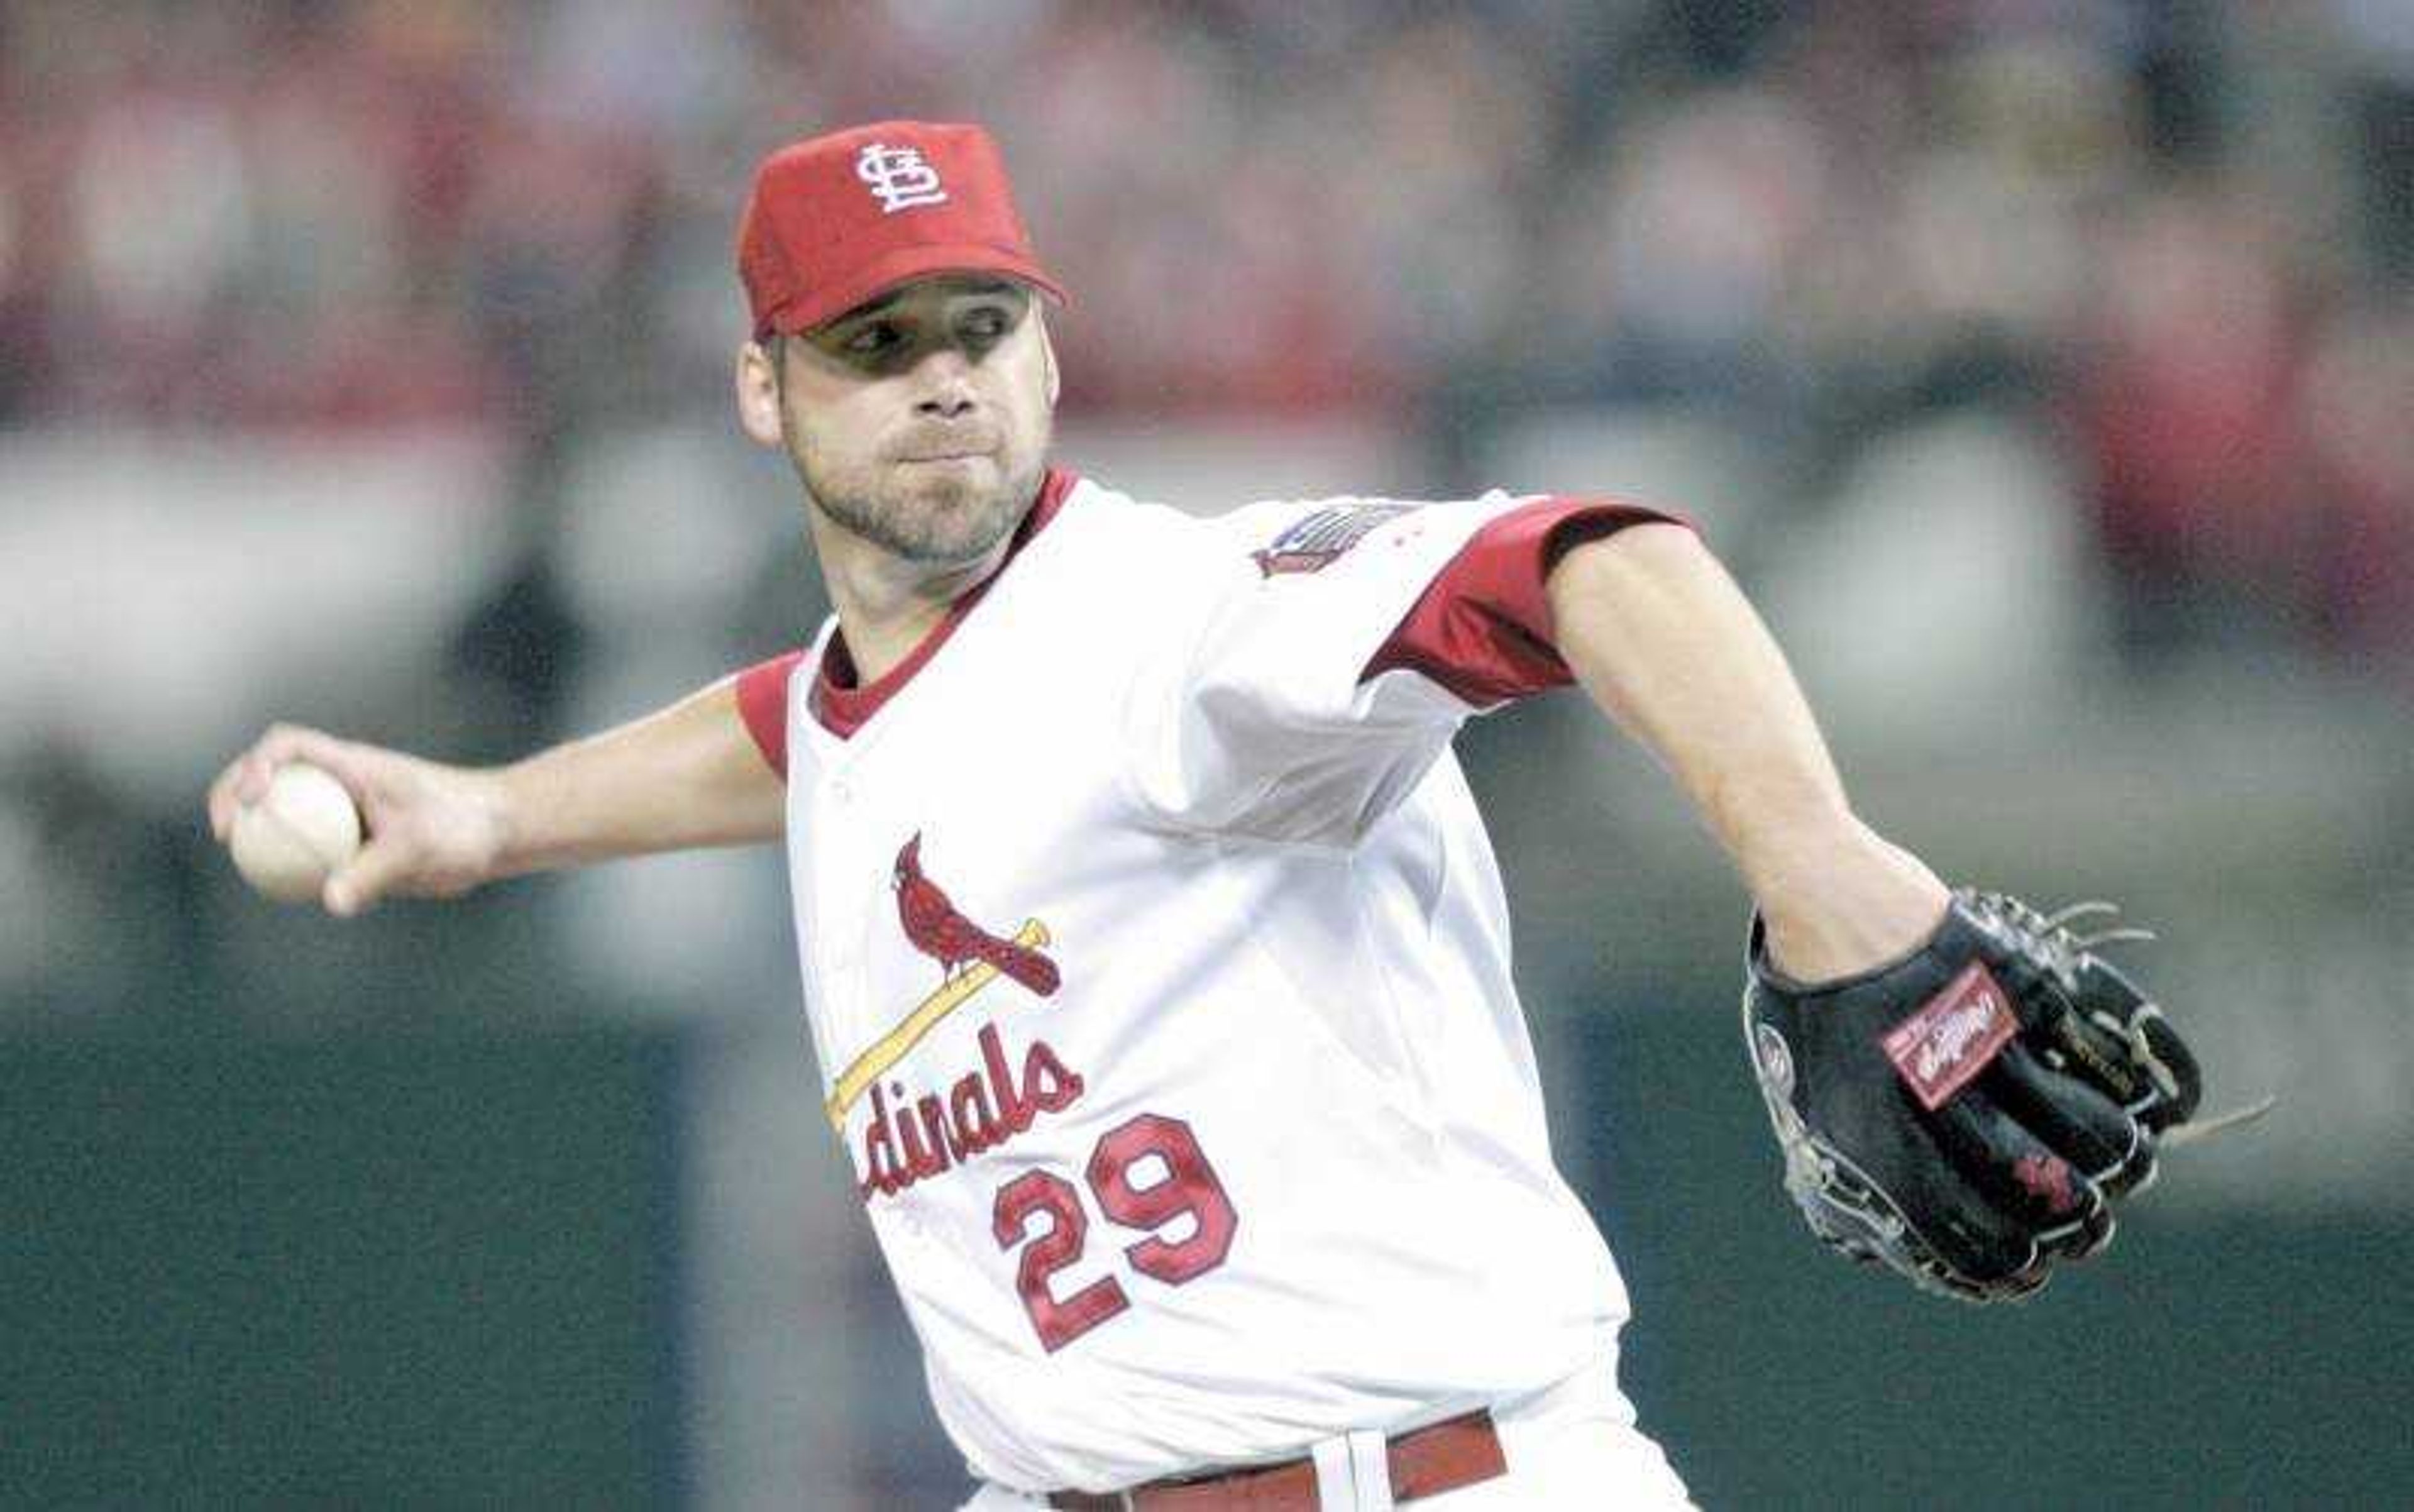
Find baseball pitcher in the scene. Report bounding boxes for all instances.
[210,121,2214,1509]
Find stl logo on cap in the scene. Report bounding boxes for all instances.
[857,141,949,214]
[737,121,1068,338]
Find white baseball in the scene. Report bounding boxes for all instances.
[230,761,364,904]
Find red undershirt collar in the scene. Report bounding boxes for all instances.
[809,466,1079,739]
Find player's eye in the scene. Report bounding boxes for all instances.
[843,322,902,356]
[959,306,1011,344]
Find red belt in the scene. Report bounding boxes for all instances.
[1047,1408,1507,1510]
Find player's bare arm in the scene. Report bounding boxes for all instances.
[207,675,783,915]
[1541,521,2217,1305]
[1543,521,1953,984]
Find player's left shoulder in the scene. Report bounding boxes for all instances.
[1212,488,1556,588]
[1013,477,1229,646]
[1056,480,1526,604]
[1038,476,1199,583]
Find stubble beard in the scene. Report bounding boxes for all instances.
[839,464,1034,561]
[795,442,1047,565]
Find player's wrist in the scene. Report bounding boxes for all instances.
[460,762,531,883]
[1748,815,1951,985]
[1722,782,1858,889]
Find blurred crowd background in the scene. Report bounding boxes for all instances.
[7,2,2413,1508]
[8,0,2414,670]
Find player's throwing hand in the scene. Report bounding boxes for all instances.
[207,724,509,915]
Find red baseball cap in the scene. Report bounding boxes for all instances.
[737,120,1067,340]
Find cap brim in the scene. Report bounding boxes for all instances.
[760,243,1069,338]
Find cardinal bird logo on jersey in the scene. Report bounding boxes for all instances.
[893,833,1061,996]
[837,836,1081,1196]
[820,833,1065,1137]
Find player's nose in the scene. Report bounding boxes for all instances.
[912,350,980,417]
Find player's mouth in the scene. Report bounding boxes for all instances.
[893,427,1000,466]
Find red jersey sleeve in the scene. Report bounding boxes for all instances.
[734,650,805,779]
[1363,497,1694,706]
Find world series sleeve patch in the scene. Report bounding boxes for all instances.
[1250,502,1423,577]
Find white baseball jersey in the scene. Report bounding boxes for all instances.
[737,469,1684,1495]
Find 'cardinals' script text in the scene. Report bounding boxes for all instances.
[860,1020,1086,1199]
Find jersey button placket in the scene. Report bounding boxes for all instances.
[813,765,874,1035]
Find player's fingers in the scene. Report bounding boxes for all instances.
[2038,954,2202,1129]
[1985,1040,2151,1196]
[237,724,381,810]
[2129,1008,2202,1130]
[1833,1089,2045,1292]
[1931,1090,2114,1262]
[206,758,246,841]
[1883,1130,2048,1293]
[228,725,312,806]
[324,834,416,917]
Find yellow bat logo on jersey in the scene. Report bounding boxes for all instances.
[825,917,1052,1132]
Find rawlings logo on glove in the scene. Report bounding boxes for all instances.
[1883,964,2018,1109]
[1743,888,2257,1303]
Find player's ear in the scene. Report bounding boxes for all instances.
[1037,315,1059,408]
[735,338,786,448]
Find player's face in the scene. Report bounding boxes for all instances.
[756,275,1057,565]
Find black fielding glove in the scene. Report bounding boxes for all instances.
[1742,888,2207,1302]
